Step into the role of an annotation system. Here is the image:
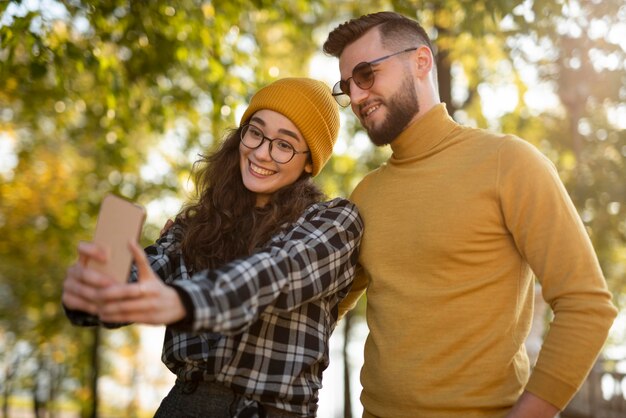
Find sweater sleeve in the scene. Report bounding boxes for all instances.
[170,198,363,335]
[497,137,617,409]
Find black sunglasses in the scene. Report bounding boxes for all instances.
[332,47,418,107]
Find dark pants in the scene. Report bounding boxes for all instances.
[153,380,301,418]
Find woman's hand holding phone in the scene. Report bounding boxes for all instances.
[63,240,186,325]
[96,241,187,325]
[63,194,186,325]
[62,242,118,315]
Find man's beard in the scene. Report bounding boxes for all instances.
[365,76,419,146]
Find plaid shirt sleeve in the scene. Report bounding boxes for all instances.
[171,197,363,335]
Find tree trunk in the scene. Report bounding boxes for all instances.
[88,327,100,418]
[343,311,353,418]
[31,361,43,418]
[2,361,14,418]
[48,359,66,418]
[2,341,19,418]
[434,25,456,117]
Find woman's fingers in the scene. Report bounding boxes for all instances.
[99,280,145,302]
[63,242,117,315]
[62,263,106,314]
[62,272,99,314]
[98,288,185,325]
[129,241,153,283]
[77,241,108,266]
[94,241,186,325]
[95,242,153,302]
[98,290,158,323]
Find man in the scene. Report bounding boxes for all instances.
[323,11,617,418]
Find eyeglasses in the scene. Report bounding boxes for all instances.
[332,47,418,107]
[240,124,310,164]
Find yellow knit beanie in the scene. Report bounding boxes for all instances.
[240,78,340,176]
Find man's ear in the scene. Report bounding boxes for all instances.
[414,45,434,77]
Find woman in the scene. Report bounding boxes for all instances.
[62,78,363,417]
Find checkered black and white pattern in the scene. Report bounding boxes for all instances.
[67,197,362,417]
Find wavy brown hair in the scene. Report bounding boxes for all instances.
[175,126,325,272]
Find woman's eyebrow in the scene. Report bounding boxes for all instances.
[249,116,302,142]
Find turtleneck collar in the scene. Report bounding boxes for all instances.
[389,103,458,163]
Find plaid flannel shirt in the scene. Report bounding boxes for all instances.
[66,197,362,417]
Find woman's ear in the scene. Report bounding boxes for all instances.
[304,162,313,174]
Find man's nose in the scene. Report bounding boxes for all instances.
[349,80,369,107]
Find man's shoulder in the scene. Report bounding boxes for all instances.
[454,123,518,145]
[349,165,386,204]
[453,124,547,162]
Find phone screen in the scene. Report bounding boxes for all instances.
[88,194,146,283]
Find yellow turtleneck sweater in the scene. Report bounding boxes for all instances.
[342,104,617,417]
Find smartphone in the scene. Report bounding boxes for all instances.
[88,194,146,283]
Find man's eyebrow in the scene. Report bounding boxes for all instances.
[249,116,301,142]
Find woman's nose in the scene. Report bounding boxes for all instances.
[254,138,273,161]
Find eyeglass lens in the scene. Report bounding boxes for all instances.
[240,125,298,164]
[332,63,375,107]
[332,47,419,107]
[339,62,375,96]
